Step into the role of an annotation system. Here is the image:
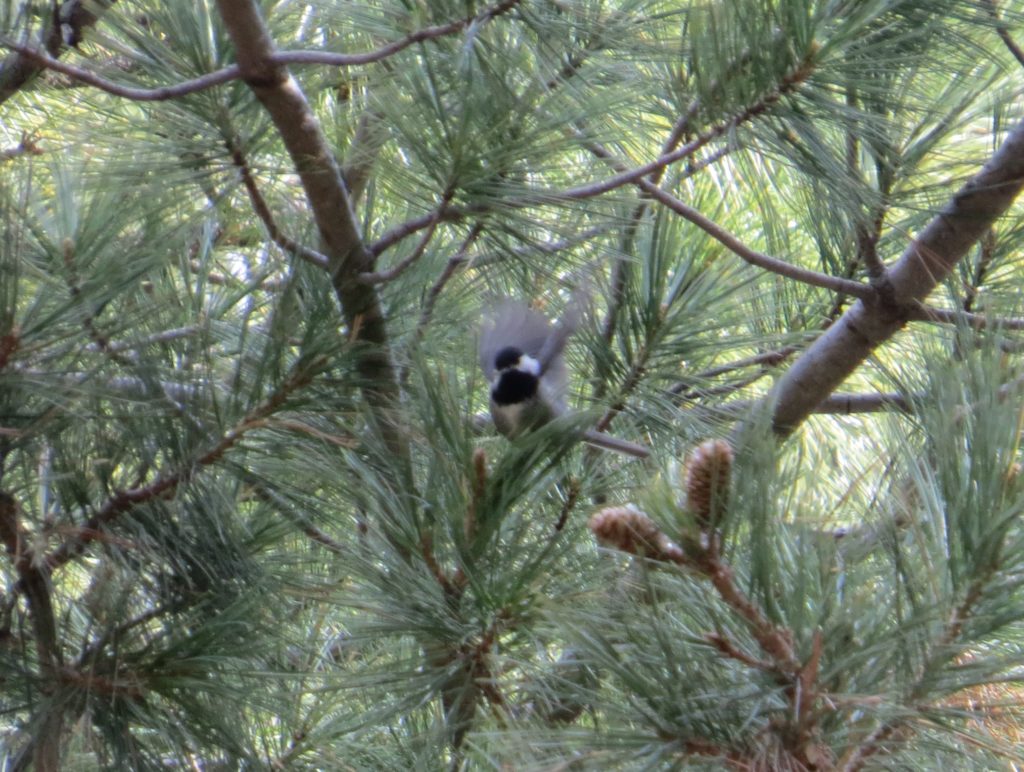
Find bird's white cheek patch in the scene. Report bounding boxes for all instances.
[519,355,541,376]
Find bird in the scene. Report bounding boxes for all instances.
[479,299,650,459]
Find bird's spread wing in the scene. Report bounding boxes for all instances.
[478,300,556,379]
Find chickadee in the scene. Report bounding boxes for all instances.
[479,299,650,458]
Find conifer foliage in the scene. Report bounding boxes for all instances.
[2,1,1024,769]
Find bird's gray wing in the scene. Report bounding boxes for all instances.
[478,300,556,380]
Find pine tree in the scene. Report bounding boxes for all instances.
[2,1,1024,769]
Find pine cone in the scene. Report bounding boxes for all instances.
[589,505,683,563]
[685,439,734,528]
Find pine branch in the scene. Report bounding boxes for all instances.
[42,358,323,575]
[215,0,409,474]
[590,505,800,672]
[771,118,1024,435]
[0,1,522,102]
[414,223,484,340]
[839,581,990,772]
[61,238,133,367]
[272,1,524,68]
[226,137,330,270]
[358,193,452,284]
[562,49,818,203]
[580,136,873,298]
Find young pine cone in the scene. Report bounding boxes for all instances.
[589,505,683,563]
[685,439,733,529]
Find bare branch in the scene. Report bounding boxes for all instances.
[686,346,799,383]
[640,179,874,298]
[907,301,1024,331]
[370,208,470,256]
[0,0,116,106]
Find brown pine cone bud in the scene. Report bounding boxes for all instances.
[685,439,733,528]
[589,505,683,563]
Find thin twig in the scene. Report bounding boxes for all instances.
[562,52,817,203]
[963,229,996,315]
[62,239,134,367]
[358,194,452,284]
[705,631,776,671]
[228,139,330,269]
[415,224,484,338]
[983,0,1024,69]
[687,346,800,383]
[274,0,523,67]
[0,39,242,100]
[839,582,987,772]
[906,301,1024,330]
[370,208,470,256]
[580,137,874,299]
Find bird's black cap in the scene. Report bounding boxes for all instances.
[494,346,524,371]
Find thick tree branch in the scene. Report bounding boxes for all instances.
[771,119,1024,435]
[215,0,407,467]
[0,493,63,772]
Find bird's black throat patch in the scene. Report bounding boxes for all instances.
[491,369,539,406]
